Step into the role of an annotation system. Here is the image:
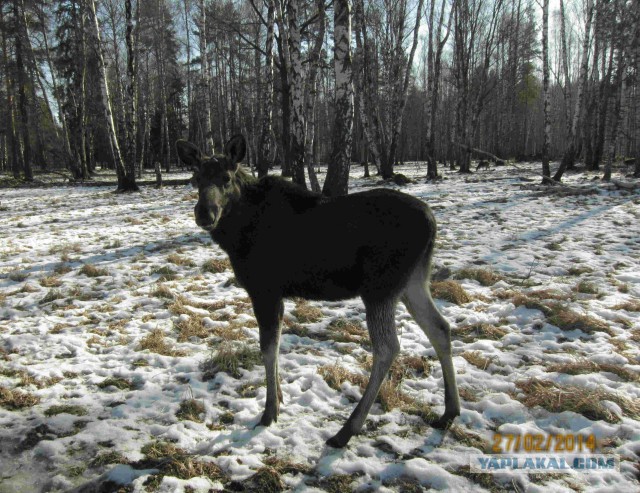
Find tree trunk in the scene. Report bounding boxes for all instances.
[554,0,593,181]
[324,0,354,196]
[257,0,275,178]
[123,0,140,191]
[14,0,32,181]
[541,0,551,182]
[87,0,129,191]
[199,0,213,154]
[303,0,325,193]
[286,0,307,188]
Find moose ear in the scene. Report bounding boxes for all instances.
[176,140,202,170]
[224,135,246,170]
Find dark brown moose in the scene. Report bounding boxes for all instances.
[177,135,460,447]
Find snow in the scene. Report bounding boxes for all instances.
[0,162,639,492]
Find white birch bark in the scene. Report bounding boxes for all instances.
[87,0,128,190]
[199,0,213,154]
[324,0,354,196]
[541,0,551,181]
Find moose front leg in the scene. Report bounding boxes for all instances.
[252,296,284,427]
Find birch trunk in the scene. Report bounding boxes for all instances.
[87,0,128,191]
[303,0,325,193]
[199,0,213,154]
[286,0,307,188]
[257,0,275,178]
[554,0,593,181]
[324,0,354,196]
[384,0,425,179]
[124,0,139,191]
[541,0,551,182]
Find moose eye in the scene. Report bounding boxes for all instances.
[222,174,231,187]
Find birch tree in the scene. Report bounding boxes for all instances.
[324,0,354,196]
[554,0,593,181]
[87,0,135,192]
[541,0,551,182]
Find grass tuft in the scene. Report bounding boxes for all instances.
[455,268,504,286]
[461,351,494,371]
[515,378,640,423]
[292,300,323,323]
[611,300,640,312]
[0,386,40,409]
[430,281,472,305]
[44,405,88,417]
[200,343,262,380]
[151,284,174,299]
[167,254,196,267]
[175,316,209,342]
[97,377,134,391]
[176,398,205,422]
[80,264,109,277]
[138,329,185,357]
[547,359,639,382]
[454,323,508,343]
[201,258,231,274]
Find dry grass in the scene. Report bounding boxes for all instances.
[515,378,640,423]
[176,399,205,422]
[448,424,490,451]
[459,386,479,402]
[151,266,178,281]
[511,294,614,336]
[175,316,209,342]
[360,354,431,382]
[327,318,369,346]
[318,363,436,420]
[211,320,249,341]
[292,301,323,323]
[546,359,639,382]
[567,265,594,276]
[0,386,40,409]
[262,455,312,476]
[454,323,508,343]
[79,264,109,277]
[242,466,285,492]
[200,343,262,380]
[97,377,134,391]
[0,368,62,389]
[138,329,185,357]
[461,350,494,370]
[141,440,227,489]
[612,300,640,312]
[430,281,472,305]
[453,465,510,492]
[573,281,600,295]
[547,308,614,336]
[90,451,129,468]
[201,258,231,274]
[151,284,174,299]
[455,268,504,286]
[53,263,72,275]
[44,405,88,417]
[39,288,64,304]
[39,275,62,287]
[166,254,196,267]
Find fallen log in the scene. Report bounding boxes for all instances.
[452,142,507,166]
[611,179,639,190]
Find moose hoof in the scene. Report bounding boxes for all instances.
[326,431,352,448]
[256,411,277,428]
[431,412,458,430]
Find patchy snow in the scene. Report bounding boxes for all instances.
[0,162,639,492]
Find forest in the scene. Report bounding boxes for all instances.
[0,0,638,194]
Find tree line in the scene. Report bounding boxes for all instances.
[0,0,638,193]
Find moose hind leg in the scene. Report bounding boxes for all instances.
[252,296,284,427]
[327,299,399,448]
[402,277,460,429]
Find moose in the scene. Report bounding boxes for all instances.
[176,135,460,448]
